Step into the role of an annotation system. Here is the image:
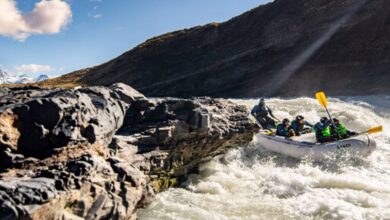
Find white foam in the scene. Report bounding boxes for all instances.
[138,97,390,220]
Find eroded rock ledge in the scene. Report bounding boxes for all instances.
[0,83,257,220]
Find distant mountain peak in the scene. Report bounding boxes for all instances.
[0,70,50,84]
[0,69,9,78]
[35,74,49,82]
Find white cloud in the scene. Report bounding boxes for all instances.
[93,14,102,19]
[88,12,102,19]
[0,0,27,40]
[92,14,102,19]
[0,0,72,41]
[15,64,53,74]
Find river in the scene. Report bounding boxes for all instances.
[138,96,390,220]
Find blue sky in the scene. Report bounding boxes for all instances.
[0,0,271,77]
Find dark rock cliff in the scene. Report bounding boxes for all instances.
[0,84,257,219]
[41,0,390,97]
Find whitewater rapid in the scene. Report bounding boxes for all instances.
[138,96,390,220]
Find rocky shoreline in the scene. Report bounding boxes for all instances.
[0,83,257,219]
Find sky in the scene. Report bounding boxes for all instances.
[0,0,271,77]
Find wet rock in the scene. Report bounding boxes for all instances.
[117,97,257,191]
[0,178,57,220]
[0,85,257,219]
[0,111,20,152]
[110,82,146,105]
[0,86,127,158]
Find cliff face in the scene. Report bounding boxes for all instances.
[42,0,390,97]
[0,84,257,219]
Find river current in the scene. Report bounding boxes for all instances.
[138,96,390,220]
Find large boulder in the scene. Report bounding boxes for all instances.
[0,85,257,219]
[0,86,127,158]
[0,153,152,220]
[110,83,146,105]
[115,97,258,191]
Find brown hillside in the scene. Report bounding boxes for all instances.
[41,0,390,97]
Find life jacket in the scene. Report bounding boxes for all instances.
[258,104,269,117]
[252,105,268,117]
[314,123,331,138]
[276,124,289,136]
[322,126,331,137]
[335,124,347,136]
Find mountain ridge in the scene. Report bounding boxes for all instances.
[39,0,390,97]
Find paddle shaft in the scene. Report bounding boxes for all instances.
[324,108,333,123]
[324,106,341,139]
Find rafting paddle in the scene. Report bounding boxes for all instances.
[316,92,383,137]
[359,126,383,135]
[315,91,332,120]
[315,91,341,138]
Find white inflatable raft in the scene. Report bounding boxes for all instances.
[257,132,376,161]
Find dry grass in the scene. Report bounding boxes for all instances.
[137,29,188,49]
[34,68,90,88]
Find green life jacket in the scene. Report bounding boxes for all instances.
[322,126,331,137]
[335,124,347,136]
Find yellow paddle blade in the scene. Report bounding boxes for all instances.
[264,130,276,135]
[365,126,383,134]
[315,91,328,107]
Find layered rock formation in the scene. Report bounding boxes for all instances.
[39,0,390,97]
[0,84,257,219]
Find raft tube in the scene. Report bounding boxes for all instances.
[257,132,376,161]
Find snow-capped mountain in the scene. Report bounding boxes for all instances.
[35,74,49,82]
[0,69,9,78]
[0,69,50,84]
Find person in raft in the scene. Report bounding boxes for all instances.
[290,115,313,136]
[276,118,296,137]
[331,118,357,139]
[251,98,278,129]
[314,117,335,143]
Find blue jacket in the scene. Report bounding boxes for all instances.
[276,124,292,137]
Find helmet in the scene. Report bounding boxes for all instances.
[282,118,290,125]
[333,118,340,124]
[296,115,304,121]
[320,117,328,123]
[259,98,265,104]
